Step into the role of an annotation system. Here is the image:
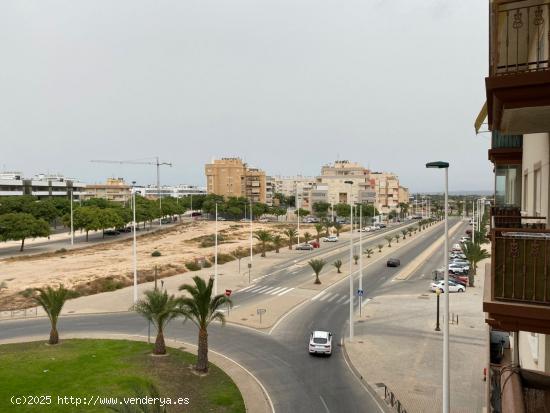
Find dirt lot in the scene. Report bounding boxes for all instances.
[0,220,320,310]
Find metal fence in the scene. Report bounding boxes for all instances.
[0,307,38,319]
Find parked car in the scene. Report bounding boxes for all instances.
[323,235,338,242]
[240,218,250,222]
[465,229,472,235]
[296,243,314,251]
[449,253,466,260]
[449,266,469,276]
[377,223,387,228]
[309,240,320,248]
[217,217,227,221]
[104,230,120,236]
[430,280,465,293]
[387,258,401,267]
[258,218,269,223]
[116,227,132,233]
[308,330,333,356]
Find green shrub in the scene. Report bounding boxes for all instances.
[56,248,67,253]
[203,260,212,268]
[185,261,201,271]
[214,253,235,265]
[151,250,162,257]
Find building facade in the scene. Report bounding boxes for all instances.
[83,178,131,203]
[316,160,375,206]
[480,2,550,410]
[134,184,206,199]
[0,172,86,199]
[369,172,400,214]
[205,158,267,204]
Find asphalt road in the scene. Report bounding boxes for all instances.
[0,219,463,413]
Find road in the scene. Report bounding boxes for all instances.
[0,219,463,412]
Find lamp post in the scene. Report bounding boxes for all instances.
[435,288,441,331]
[249,198,253,277]
[214,202,219,296]
[70,189,74,246]
[426,161,450,413]
[296,184,300,245]
[132,182,138,303]
[345,180,354,341]
[359,203,363,316]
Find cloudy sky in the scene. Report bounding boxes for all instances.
[0,1,491,192]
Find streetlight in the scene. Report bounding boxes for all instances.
[249,198,253,278]
[69,189,74,246]
[345,180,354,341]
[214,202,219,296]
[131,181,138,303]
[359,203,363,316]
[426,161,450,413]
[435,288,441,331]
[296,183,301,245]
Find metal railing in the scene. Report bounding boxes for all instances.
[490,207,546,230]
[492,227,550,305]
[0,307,38,319]
[491,130,523,149]
[493,2,550,75]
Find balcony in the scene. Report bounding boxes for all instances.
[484,219,550,334]
[489,131,523,163]
[486,1,550,134]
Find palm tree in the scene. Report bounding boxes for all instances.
[353,254,359,264]
[133,288,179,355]
[308,259,326,284]
[254,230,272,257]
[272,234,283,253]
[401,229,408,239]
[283,228,297,250]
[178,276,232,372]
[333,223,343,237]
[417,223,423,232]
[462,241,491,287]
[385,235,393,247]
[314,223,324,244]
[408,227,414,237]
[33,285,69,345]
[323,221,332,237]
[304,232,312,243]
[394,233,401,244]
[333,259,342,273]
[364,248,373,258]
[377,244,384,253]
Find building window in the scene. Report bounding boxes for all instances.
[495,165,521,207]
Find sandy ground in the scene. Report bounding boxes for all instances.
[0,220,323,310]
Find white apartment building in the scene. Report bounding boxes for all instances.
[316,160,376,206]
[0,172,86,199]
[134,184,207,199]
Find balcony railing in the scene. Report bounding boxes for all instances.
[492,131,523,149]
[492,2,550,75]
[492,226,550,306]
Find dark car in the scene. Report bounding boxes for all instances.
[296,243,314,251]
[116,227,132,233]
[377,223,387,228]
[104,230,120,236]
[386,258,400,267]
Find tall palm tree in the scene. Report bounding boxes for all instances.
[323,221,332,237]
[314,223,324,243]
[33,285,69,344]
[308,259,326,284]
[401,229,408,239]
[178,276,232,373]
[254,230,272,257]
[304,232,312,243]
[333,223,343,237]
[364,248,373,258]
[333,259,342,273]
[385,235,393,247]
[283,228,297,250]
[133,288,180,355]
[272,234,283,253]
[462,241,491,287]
[394,233,401,244]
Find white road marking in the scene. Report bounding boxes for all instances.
[255,287,271,293]
[311,291,327,301]
[239,285,256,292]
[319,293,333,302]
[269,287,285,295]
[326,294,338,302]
[343,298,350,304]
[249,287,263,292]
[319,395,330,413]
[277,287,294,296]
[336,295,347,303]
[262,287,277,294]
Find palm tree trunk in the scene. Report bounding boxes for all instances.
[20,238,25,251]
[196,328,209,372]
[154,329,166,355]
[314,274,321,284]
[261,243,266,257]
[49,326,59,345]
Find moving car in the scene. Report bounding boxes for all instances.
[430,280,465,293]
[258,218,269,223]
[308,240,320,248]
[296,243,314,251]
[308,331,333,356]
[323,235,338,242]
[387,258,401,267]
[104,230,120,236]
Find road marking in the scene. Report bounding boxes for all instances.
[249,287,263,292]
[326,294,338,302]
[277,287,294,296]
[336,295,347,303]
[319,293,334,302]
[239,285,256,292]
[263,287,277,294]
[311,291,327,301]
[343,298,350,304]
[255,286,271,293]
[319,395,330,413]
[269,287,285,295]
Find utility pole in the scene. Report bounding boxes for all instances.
[70,189,74,246]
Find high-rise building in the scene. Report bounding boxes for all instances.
[370,172,400,214]
[317,160,375,205]
[205,158,267,203]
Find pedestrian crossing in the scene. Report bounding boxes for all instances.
[238,284,295,296]
[310,291,350,304]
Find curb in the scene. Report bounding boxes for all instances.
[0,332,274,413]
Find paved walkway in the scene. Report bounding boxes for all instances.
[0,332,273,413]
[345,258,489,413]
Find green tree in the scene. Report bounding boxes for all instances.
[314,223,324,244]
[394,233,401,244]
[333,259,342,273]
[133,288,180,355]
[0,212,50,251]
[334,203,351,218]
[323,220,332,237]
[283,228,297,250]
[377,244,383,253]
[66,206,102,241]
[99,208,125,237]
[253,230,272,257]
[308,259,326,284]
[385,235,393,247]
[353,254,359,264]
[333,223,343,236]
[462,242,491,286]
[364,248,373,258]
[294,208,309,217]
[272,235,283,253]
[232,247,249,273]
[178,276,232,372]
[303,232,312,243]
[401,229,408,239]
[33,285,69,344]
[312,202,330,217]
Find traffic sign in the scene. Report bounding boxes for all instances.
[225,289,232,297]
[357,289,364,296]
[256,308,266,324]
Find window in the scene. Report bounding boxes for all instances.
[495,165,521,207]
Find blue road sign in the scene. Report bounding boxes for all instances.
[357,289,364,296]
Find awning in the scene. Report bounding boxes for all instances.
[475,102,488,134]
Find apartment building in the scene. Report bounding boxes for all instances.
[316,160,375,206]
[370,172,400,214]
[478,1,550,411]
[204,158,267,204]
[0,172,86,199]
[83,178,131,203]
[134,184,206,199]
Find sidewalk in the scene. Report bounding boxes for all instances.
[345,258,489,413]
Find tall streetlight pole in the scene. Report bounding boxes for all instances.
[426,161,450,413]
[214,202,219,296]
[132,182,138,303]
[296,184,301,245]
[70,189,74,246]
[359,203,363,316]
[249,198,253,269]
[345,181,354,341]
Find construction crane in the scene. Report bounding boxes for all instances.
[90,157,173,226]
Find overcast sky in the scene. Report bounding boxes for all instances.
[0,1,492,193]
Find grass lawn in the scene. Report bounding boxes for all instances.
[0,339,245,413]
